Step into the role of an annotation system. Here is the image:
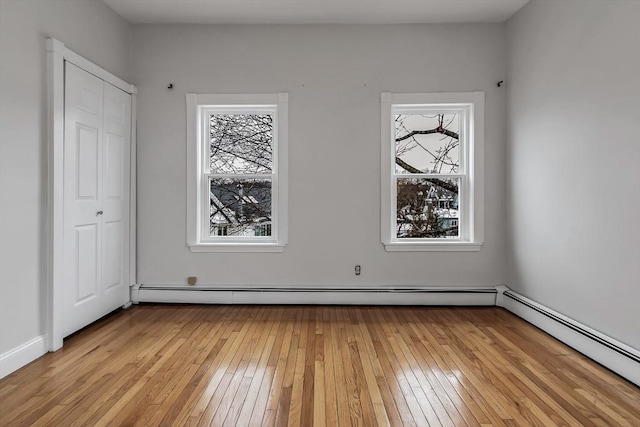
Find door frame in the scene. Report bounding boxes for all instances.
[46,39,137,351]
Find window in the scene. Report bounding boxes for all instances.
[186,93,288,252]
[212,225,228,236]
[381,92,484,251]
[254,223,271,237]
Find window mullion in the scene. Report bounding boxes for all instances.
[208,173,273,179]
[393,173,465,179]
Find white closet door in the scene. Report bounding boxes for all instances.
[62,63,130,337]
[101,82,131,311]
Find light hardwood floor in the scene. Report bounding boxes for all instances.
[1,305,638,426]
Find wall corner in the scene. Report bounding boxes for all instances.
[495,285,509,307]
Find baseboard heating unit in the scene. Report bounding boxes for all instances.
[132,285,498,306]
[496,286,640,386]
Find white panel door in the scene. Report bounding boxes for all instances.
[101,82,131,311]
[63,63,131,337]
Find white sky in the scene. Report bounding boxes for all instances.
[395,113,459,174]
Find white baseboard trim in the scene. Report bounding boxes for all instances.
[133,285,497,306]
[0,335,48,379]
[131,283,142,304]
[496,286,640,386]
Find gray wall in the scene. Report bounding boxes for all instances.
[132,24,507,288]
[0,0,131,354]
[506,0,640,349]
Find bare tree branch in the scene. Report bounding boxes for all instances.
[395,157,459,194]
[395,126,459,142]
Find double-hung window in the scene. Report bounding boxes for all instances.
[381,92,484,251]
[187,93,288,252]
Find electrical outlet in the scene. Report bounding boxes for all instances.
[355,265,361,276]
[187,276,197,286]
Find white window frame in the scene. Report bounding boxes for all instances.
[381,92,484,252]
[186,93,288,252]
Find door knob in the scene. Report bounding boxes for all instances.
[96,210,104,216]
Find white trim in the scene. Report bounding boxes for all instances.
[381,93,392,249]
[0,336,47,379]
[188,243,286,253]
[48,40,134,95]
[46,38,136,352]
[385,242,482,252]
[136,286,497,306]
[46,39,65,352]
[129,93,138,286]
[186,93,288,252]
[130,283,142,304]
[186,93,198,247]
[381,92,484,251]
[495,285,508,306]
[497,287,640,386]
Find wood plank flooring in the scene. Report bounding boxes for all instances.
[1,305,638,426]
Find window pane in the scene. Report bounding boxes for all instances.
[210,114,273,174]
[395,113,460,174]
[209,178,272,237]
[396,177,460,239]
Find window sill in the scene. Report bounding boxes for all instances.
[188,243,286,253]
[383,242,483,252]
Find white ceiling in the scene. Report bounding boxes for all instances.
[102,0,530,25]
